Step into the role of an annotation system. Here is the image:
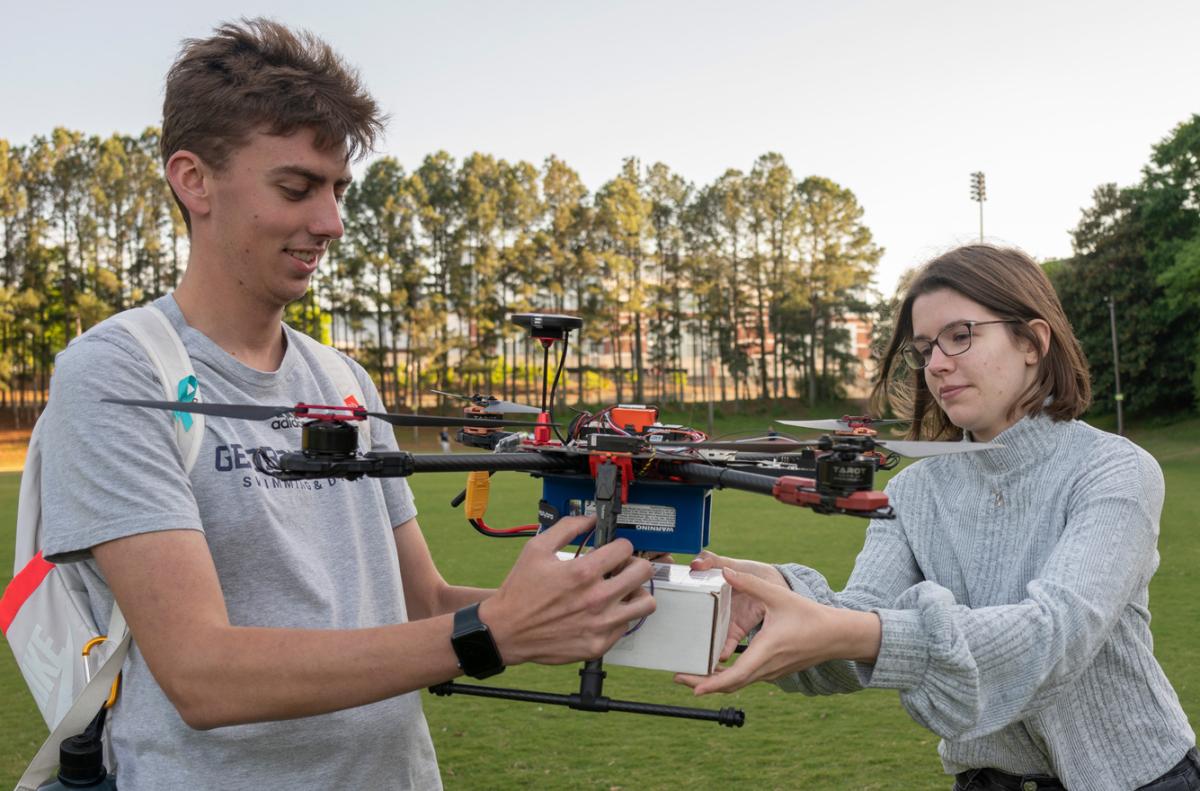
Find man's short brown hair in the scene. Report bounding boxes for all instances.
[161,18,386,228]
[871,244,1092,440]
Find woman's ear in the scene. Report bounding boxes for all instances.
[1026,318,1052,364]
[165,150,211,220]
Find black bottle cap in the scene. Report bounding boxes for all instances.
[57,733,107,786]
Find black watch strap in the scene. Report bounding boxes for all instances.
[451,602,505,679]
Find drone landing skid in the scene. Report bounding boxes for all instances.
[429,662,744,727]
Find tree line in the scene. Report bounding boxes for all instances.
[0,130,883,413]
[1047,114,1200,417]
[6,117,1194,422]
[0,129,186,409]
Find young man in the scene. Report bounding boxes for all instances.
[36,19,655,790]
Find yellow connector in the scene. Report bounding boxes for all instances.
[464,470,492,519]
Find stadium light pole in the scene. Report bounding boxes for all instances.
[1107,295,1124,436]
[970,171,986,241]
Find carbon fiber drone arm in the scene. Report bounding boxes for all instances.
[674,462,894,519]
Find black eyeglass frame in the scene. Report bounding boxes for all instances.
[902,319,1021,370]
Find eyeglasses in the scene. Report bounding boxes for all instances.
[901,320,1021,369]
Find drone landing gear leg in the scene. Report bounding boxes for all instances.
[429,458,746,728]
[428,663,744,727]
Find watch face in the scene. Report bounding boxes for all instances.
[456,629,499,670]
[452,609,504,679]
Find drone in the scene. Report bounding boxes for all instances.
[102,312,998,730]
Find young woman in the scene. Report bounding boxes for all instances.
[676,245,1197,790]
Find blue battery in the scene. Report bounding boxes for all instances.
[538,473,713,554]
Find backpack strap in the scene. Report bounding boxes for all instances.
[15,607,130,791]
[289,331,372,450]
[14,305,200,789]
[111,305,204,474]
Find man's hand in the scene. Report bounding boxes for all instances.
[481,516,656,666]
[690,550,787,660]
[673,568,881,695]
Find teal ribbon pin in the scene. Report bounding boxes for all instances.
[174,375,198,431]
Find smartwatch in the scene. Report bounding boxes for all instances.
[451,602,505,679]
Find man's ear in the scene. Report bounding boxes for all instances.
[165,150,212,220]
[1026,318,1052,364]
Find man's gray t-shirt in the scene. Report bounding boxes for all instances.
[38,295,441,790]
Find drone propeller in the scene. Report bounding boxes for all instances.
[101,398,295,421]
[101,398,552,429]
[430,389,542,415]
[664,437,819,453]
[777,416,909,432]
[873,439,999,458]
[363,411,549,428]
[666,435,998,458]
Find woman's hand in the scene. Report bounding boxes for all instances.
[690,550,787,660]
[674,567,882,695]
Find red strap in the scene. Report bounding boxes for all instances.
[0,552,55,634]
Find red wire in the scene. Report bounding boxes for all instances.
[468,518,538,537]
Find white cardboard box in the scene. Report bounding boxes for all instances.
[557,553,732,675]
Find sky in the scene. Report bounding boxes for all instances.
[4,0,1198,295]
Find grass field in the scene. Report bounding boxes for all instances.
[1,412,1198,790]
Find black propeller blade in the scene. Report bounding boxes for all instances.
[102,398,556,429]
[364,412,551,429]
[664,438,819,453]
[430,389,542,415]
[664,435,999,458]
[101,398,294,421]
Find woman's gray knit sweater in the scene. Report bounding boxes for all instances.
[775,413,1193,789]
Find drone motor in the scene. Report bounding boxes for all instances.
[815,452,877,496]
[301,420,360,459]
[801,435,882,497]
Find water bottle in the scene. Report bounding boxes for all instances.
[37,733,118,789]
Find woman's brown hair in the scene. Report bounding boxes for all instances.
[870,245,1091,440]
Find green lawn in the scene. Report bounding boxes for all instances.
[2,414,1198,790]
